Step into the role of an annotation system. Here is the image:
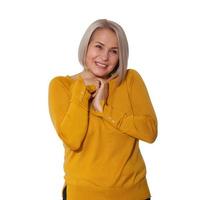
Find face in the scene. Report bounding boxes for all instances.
[85,28,119,79]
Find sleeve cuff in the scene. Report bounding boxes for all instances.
[70,76,92,109]
[86,84,97,93]
[90,101,126,130]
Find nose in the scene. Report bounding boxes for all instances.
[101,50,109,61]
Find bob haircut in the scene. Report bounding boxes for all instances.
[78,19,129,86]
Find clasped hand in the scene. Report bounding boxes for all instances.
[80,70,116,112]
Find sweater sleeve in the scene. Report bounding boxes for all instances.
[91,69,158,143]
[48,76,95,150]
[121,69,158,143]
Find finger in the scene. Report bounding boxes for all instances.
[95,78,105,86]
[96,80,101,89]
[92,89,98,97]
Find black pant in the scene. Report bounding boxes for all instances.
[62,186,67,200]
[62,186,150,200]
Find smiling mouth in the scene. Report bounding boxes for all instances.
[95,61,108,68]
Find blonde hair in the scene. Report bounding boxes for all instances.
[78,19,129,86]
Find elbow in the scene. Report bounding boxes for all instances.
[59,129,83,151]
[66,140,82,151]
[146,132,157,143]
[60,123,85,151]
[146,118,158,143]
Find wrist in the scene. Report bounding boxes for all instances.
[92,99,106,112]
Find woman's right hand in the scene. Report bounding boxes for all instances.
[79,70,100,94]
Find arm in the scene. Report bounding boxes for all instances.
[91,69,158,143]
[48,76,95,151]
[121,69,158,143]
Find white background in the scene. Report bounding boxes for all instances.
[0,0,200,199]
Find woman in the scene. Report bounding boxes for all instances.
[48,19,157,200]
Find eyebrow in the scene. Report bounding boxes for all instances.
[94,41,118,49]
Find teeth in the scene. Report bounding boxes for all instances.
[96,62,107,68]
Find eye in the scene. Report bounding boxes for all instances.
[110,49,118,55]
[95,44,102,49]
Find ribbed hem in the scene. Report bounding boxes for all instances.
[65,178,151,200]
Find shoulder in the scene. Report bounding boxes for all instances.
[125,68,147,92]
[48,72,83,91]
[126,68,142,83]
[48,75,73,90]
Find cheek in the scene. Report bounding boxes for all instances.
[111,56,119,65]
[86,48,97,61]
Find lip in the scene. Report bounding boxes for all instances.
[95,61,108,68]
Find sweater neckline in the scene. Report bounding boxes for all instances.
[65,74,119,85]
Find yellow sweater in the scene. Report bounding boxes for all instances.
[48,68,157,200]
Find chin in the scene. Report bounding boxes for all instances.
[92,71,110,79]
[89,68,110,78]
